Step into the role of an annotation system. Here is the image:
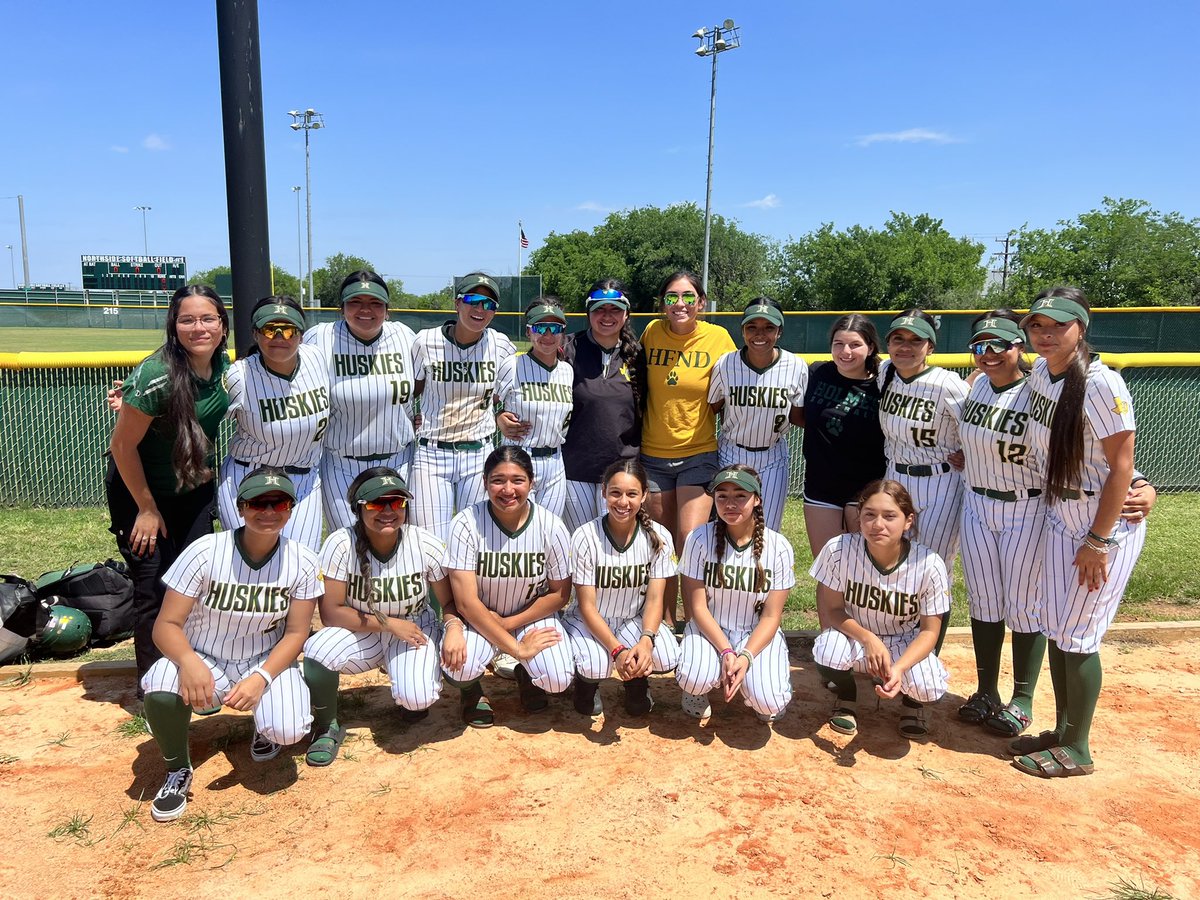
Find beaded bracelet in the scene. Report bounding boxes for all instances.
[737,649,754,669]
[1082,538,1111,555]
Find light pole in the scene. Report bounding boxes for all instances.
[288,108,324,307]
[4,245,14,289]
[291,186,304,304]
[692,19,741,306]
[134,205,151,255]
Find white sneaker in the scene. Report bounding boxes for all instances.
[151,767,193,822]
[492,652,518,680]
[681,691,712,719]
[250,732,281,762]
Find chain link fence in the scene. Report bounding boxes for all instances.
[0,354,1194,508]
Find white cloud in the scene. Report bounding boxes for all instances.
[110,145,129,154]
[855,128,961,148]
[743,193,781,209]
[143,133,171,151]
[575,201,613,213]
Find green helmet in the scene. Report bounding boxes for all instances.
[37,605,92,654]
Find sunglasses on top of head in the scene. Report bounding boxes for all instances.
[459,293,499,312]
[259,323,298,340]
[359,496,408,512]
[971,339,1020,356]
[529,322,565,336]
[588,289,625,302]
[663,291,700,306]
[241,497,294,512]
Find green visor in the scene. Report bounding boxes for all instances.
[525,304,567,325]
[354,474,413,503]
[969,317,1024,345]
[251,303,305,331]
[886,315,937,344]
[707,467,761,495]
[340,280,390,306]
[237,471,298,501]
[741,304,784,329]
[1019,296,1090,328]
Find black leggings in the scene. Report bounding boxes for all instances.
[104,456,216,683]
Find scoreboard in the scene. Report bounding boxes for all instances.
[81,255,187,291]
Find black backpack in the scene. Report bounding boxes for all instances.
[34,560,135,644]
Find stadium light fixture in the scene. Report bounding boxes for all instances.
[287,108,325,307]
[291,186,304,304]
[5,244,14,290]
[691,20,742,307]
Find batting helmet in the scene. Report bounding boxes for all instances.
[36,604,92,655]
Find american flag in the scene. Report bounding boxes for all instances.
[520,227,529,249]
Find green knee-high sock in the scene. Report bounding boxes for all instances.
[144,691,192,770]
[1046,640,1068,740]
[302,659,340,729]
[442,673,479,691]
[816,665,857,703]
[1009,630,1047,719]
[934,611,952,655]
[969,618,1005,701]
[1061,650,1102,765]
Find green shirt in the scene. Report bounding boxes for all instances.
[124,350,230,496]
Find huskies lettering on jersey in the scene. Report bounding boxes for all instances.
[477,551,545,579]
[844,581,918,616]
[728,385,789,408]
[333,353,408,378]
[1029,390,1057,428]
[519,383,573,403]
[257,386,330,423]
[879,391,936,423]
[645,348,712,369]
[702,561,773,592]
[204,582,291,613]
[961,398,1028,436]
[428,361,496,383]
[346,573,426,609]
[594,563,648,591]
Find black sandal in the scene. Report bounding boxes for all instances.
[957,692,1000,724]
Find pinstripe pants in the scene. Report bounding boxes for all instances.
[141,652,313,746]
[812,627,948,703]
[891,466,963,570]
[676,622,793,717]
[443,617,575,694]
[407,442,488,544]
[563,480,607,536]
[529,451,566,520]
[563,613,680,680]
[718,440,789,532]
[959,492,1045,631]
[303,609,442,710]
[320,445,412,532]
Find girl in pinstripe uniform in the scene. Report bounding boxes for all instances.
[305,271,418,532]
[217,297,330,551]
[301,467,459,766]
[1012,287,1143,778]
[676,464,795,724]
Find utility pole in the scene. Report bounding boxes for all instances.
[992,232,1015,291]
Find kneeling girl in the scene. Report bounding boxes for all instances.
[301,467,458,766]
[811,479,950,738]
[676,464,794,722]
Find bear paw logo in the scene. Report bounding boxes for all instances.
[666,370,679,386]
[826,417,844,437]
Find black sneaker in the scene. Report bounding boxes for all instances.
[151,767,193,822]
[250,732,281,762]
[573,679,601,716]
[514,664,549,712]
[399,706,430,723]
[622,677,653,716]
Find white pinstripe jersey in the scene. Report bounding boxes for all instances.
[226,343,330,468]
[1025,357,1136,493]
[163,529,322,661]
[877,363,969,465]
[304,320,417,455]
[709,349,808,450]
[319,525,445,619]
[495,354,574,450]
[571,516,677,620]
[810,534,950,637]
[445,501,572,617]
[958,375,1041,492]
[413,324,516,442]
[679,523,796,632]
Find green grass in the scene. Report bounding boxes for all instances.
[0,497,1194,641]
[0,327,164,353]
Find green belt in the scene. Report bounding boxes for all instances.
[419,438,485,452]
[529,447,558,458]
[345,452,396,462]
[972,486,1043,502]
[894,462,951,476]
[736,442,771,453]
[1060,488,1096,500]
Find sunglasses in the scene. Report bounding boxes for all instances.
[259,323,299,340]
[529,322,565,336]
[971,339,1019,355]
[588,289,626,302]
[663,291,700,306]
[359,496,408,512]
[460,293,499,312]
[241,497,294,512]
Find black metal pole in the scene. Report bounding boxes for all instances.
[215,0,271,356]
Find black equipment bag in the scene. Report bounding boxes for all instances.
[34,560,135,643]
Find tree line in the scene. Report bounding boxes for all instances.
[196,197,1200,312]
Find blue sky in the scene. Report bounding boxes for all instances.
[2,2,1197,295]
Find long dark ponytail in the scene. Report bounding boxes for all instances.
[1038,286,1092,503]
[587,277,643,409]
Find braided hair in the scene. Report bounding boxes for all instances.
[710,463,767,593]
[600,459,665,560]
[346,466,407,608]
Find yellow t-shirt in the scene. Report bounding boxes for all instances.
[640,318,736,458]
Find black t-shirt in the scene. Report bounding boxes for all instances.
[561,329,645,484]
[802,361,885,505]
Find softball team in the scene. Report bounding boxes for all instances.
[305,271,418,531]
[217,297,329,551]
[495,298,574,518]
[409,273,516,543]
[708,298,807,531]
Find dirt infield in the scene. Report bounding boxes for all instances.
[1,636,1197,899]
